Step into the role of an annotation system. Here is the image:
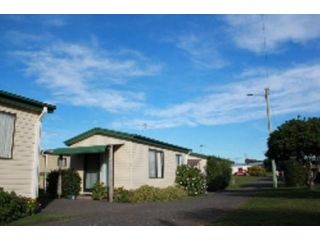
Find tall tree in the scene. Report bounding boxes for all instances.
[266,117,320,187]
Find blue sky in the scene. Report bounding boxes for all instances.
[1,14,320,162]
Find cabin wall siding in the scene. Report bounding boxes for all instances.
[0,105,38,198]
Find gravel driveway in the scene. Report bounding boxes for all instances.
[38,178,270,226]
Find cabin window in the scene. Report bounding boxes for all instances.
[0,112,16,159]
[176,154,184,166]
[149,149,164,178]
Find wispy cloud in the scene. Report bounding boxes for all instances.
[118,63,320,129]
[14,41,162,112]
[4,30,44,44]
[224,15,320,53]
[44,17,66,27]
[166,33,227,70]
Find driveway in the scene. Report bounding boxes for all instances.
[38,177,271,226]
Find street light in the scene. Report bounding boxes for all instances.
[199,144,205,154]
[247,87,278,189]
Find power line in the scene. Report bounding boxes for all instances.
[260,14,269,81]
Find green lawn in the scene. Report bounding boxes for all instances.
[213,186,320,226]
[8,213,73,226]
[228,175,264,189]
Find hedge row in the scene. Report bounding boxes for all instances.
[92,185,188,203]
[0,190,40,225]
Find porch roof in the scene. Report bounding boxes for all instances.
[44,145,108,156]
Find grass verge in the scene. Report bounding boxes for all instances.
[213,186,320,225]
[8,213,73,226]
[228,176,264,189]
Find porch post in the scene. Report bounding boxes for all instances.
[57,155,63,199]
[108,145,114,202]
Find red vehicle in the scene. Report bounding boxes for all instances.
[233,167,248,176]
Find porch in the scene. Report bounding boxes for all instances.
[44,144,122,202]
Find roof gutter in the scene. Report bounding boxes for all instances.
[31,106,48,198]
[38,106,48,121]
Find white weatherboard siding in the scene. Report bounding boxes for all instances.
[69,134,188,190]
[131,143,185,189]
[0,105,38,198]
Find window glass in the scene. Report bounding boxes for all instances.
[176,154,184,166]
[149,150,164,178]
[0,112,15,159]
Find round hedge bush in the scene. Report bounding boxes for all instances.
[92,182,107,200]
[206,157,232,191]
[175,165,207,196]
[247,165,266,177]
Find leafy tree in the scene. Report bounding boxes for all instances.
[266,117,320,187]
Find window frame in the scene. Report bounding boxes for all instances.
[0,111,16,159]
[176,154,184,166]
[148,149,164,179]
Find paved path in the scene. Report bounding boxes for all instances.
[38,177,271,226]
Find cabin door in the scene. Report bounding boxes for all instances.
[84,154,100,191]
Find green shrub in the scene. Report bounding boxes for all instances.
[24,198,40,215]
[206,157,232,191]
[62,169,81,197]
[159,186,187,201]
[0,190,40,225]
[92,182,107,200]
[114,187,132,203]
[248,165,266,177]
[46,170,59,198]
[114,185,187,203]
[175,165,207,196]
[282,161,308,187]
[47,169,81,198]
[129,185,161,202]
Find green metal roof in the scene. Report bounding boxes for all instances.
[64,128,192,153]
[0,90,56,113]
[189,152,209,159]
[45,145,108,155]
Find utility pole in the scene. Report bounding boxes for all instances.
[264,88,278,189]
[247,88,278,189]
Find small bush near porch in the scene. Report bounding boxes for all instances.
[47,169,81,198]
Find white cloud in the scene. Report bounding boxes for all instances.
[5,31,46,45]
[167,33,227,69]
[119,63,320,129]
[224,15,320,53]
[14,42,162,112]
[44,17,66,27]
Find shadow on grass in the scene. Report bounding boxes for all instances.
[224,187,320,200]
[212,208,320,226]
[164,204,320,226]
